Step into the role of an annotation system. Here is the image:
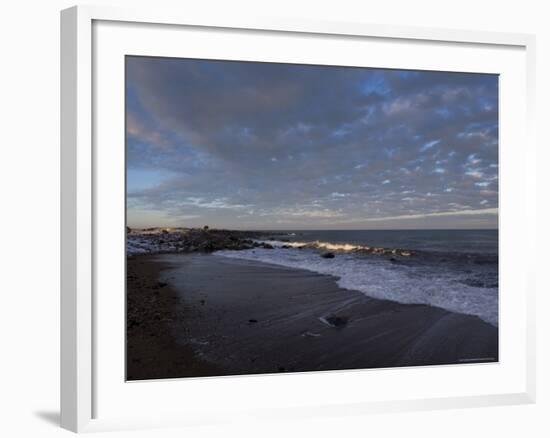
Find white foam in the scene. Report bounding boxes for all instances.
[216,247,498,327]
[127,236,154,255]
[126,235,166,255]
[256,239,369,251]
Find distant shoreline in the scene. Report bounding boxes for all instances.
[128,226,499,232]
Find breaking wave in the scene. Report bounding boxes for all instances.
[216,246,498,326]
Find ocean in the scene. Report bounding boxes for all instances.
[216,229,499,326]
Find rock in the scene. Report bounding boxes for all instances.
[281,245,291,249]
[126,226,131,234]
[389,257,397,263]
[320,252,335,259]
[127,227,267,255]
[203,241,215,251]
[325,315,348,328]
[262,243,274,249]
[248,319,258,324]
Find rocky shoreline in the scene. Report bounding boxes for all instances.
[127,227,270,255]
[127,227,415,258]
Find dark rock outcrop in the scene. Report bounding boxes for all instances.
[324,315,348,328]
[126,227,416,259]
[127,227,266,256]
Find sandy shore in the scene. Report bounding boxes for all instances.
[126,255,220,380]
[127,253,498,380]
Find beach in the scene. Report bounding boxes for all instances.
[127,251,498,380]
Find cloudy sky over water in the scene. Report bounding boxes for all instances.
[126,56,498,230]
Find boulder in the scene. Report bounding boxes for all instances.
[325,315,348,328]
[320,252,335,259]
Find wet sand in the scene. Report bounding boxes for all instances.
[126,255,221,380]
[127,253,498,380]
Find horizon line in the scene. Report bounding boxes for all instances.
[127,225,498,232]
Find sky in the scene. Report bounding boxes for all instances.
[126,56,498,230]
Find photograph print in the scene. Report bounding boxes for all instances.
[126,56,498,381]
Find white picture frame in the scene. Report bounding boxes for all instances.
[60,4,537,433]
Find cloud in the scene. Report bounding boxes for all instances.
[125,57,498,229]
[364,208,497,222]
[267,208,345,218]
[420,140,440,152]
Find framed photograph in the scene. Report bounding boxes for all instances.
[61,5,536,433]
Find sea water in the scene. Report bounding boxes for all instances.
[216,229,498,326]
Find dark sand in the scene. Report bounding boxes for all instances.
[127,253,498,380]
[126,255,221,380]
